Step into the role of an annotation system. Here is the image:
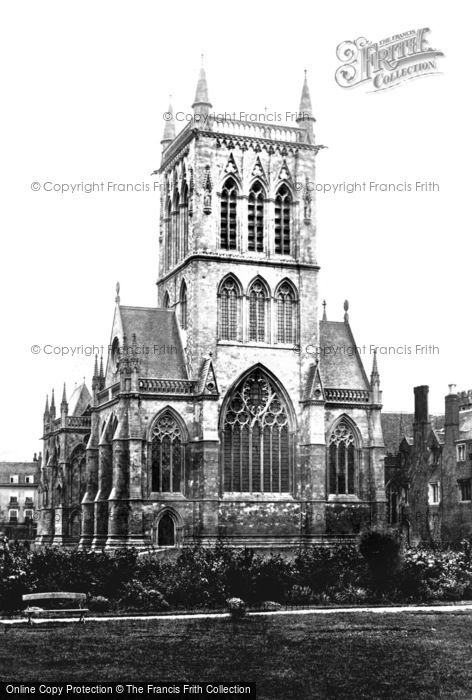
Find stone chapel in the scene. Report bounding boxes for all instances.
[36,64,386,549]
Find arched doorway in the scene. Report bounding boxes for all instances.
[157,512,175,546]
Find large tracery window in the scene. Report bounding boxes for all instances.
[276,282,296,343]
[222,369,292,493]
[274,185,292,255]
[248,182,264,252]
[220,177,237,250]
[328,421,357,495]
[248,279,268,342]
[151,412,184,493]
[219,276,240,341]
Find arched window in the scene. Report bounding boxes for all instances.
[162,291,170,309]
[180,281,188,330]
[274,185,292,255]
[220,177,237,250]
[328,421,357,495]
[69,447,86,506]
[165,197,172,271]
[248,279,268,342]
[222,368,292,493]
[151,412,185,493]
[276,282,297,343]
[248,181,264,252]
[181,181,189,256]
[173,190,180,264]
[218,276,241,341]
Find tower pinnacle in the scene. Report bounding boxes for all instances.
[161,96,176,151]
[192,55,212,120]
[296,71,316,143]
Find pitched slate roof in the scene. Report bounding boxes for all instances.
[318,320,370,390]
[381,413,415,455]
[68,383,92,416]
[0,462,39,484]
[106,306,188,383]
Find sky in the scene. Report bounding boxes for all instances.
[0,1,469,459]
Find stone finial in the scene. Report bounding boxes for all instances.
[161,95,175,149]
[343,299,349,322]
[322,300,327,321]
[192,55,212,118]
[115,281,120,304]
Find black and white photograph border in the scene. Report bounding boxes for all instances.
[0,1,470,698]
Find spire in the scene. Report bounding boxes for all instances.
[43,394,50,421]
[192,55,212,120]
[371,349,379,382]
[370,349,382,404]
[60,383,68,421]
[50,388,56,418]
[296,70,316,143]
[92,354,99,392]
[99,354,104,380]
[161,96,175,151]
[322,300,327,321]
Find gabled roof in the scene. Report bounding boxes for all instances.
[105,305,188,384]
[68,383,92,416]
[319,320,370,391]
[381,413,415,455]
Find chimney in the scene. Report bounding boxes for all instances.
[414,385,429,424]
[445,385,459,439]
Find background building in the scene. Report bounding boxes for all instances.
[0,455,40,541]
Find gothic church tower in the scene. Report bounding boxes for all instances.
[36,64,385,549]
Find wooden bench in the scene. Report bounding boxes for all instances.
[22,592,88,625]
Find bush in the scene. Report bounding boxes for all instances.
[360,530,402,592]
[87,595,111,613]
[226,597,246,620]
[119,581,169,612]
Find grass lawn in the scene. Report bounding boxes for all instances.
[2,611,472,698]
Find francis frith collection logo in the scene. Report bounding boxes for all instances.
[335,28,444,91]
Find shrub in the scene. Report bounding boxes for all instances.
[359,530,402,592]
[226,597,246,620]
[119,581,169,612]
[87,595,111,613]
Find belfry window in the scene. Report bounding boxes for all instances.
[219,276,240,341]
[276,282,297,343]
[274,185,292,255]
[328,421,357,495]
[180,281,188,330]
[248,182,264,252]
[222,369,292,493]
[220,177,237,250]
[181,182,189,256]
[165,198,172,271]
[173,190,181,265]
[248,279,268,342]
[151,412,185,493]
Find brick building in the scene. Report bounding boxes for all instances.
[0,456,41,541]
[36,65,386,549]
[382,385,472,544]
